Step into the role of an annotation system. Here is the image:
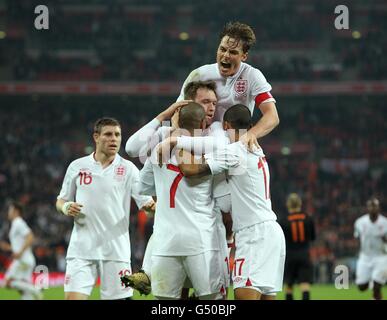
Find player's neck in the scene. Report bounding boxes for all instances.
[94,151,115,168]
[369,213,378,222]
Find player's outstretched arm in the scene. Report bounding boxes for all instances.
[125,100,191,158]
[241,101,279,150]
[176,149,210,177]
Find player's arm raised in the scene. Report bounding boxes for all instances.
[176,149,210,177]
[125,100,191,158]
[241,101,279,150]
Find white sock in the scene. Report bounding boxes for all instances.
[142,235,154,280]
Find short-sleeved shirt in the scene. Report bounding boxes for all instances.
[57,153,152,262]
[139,149,219,256]
[354,214,387,257]
[9,217,35,264]
[205,141,277,232]
[177,62,275,121]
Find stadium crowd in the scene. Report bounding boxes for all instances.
[1,0,387,82]
[0,95,386,284]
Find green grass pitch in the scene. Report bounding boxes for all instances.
[0,285,385,300]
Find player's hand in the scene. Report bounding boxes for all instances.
[0,241,11,252]
[240,131,260,151]
[62,201,84,218]
[141,200,156,216]
[12,251,22,260]
[156,100,192,123]
[157,137,177,167]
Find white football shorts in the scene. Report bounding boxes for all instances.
[64,258,133,300]
[232,220,286,295]
[151,250,226,299]
[355,254,387,285]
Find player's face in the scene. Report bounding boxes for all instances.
[367,199,380,214]
[217,36,248,77]
[194,88,217,125]
[94,125,122,157]
[7,205,16,220]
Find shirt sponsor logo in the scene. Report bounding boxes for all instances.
[234,78,248,96]
[233,276,243,283]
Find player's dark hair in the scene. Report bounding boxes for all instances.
[184,81,217,100]
[94,117,121,134]
[178,102,206,131]
[10,201,24,216]
[220,21,256,53]
[223,104,252,130]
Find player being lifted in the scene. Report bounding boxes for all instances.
[177,104,286,300]
[279,193,316,300]
[354,197,387,300]
[0,202,42,300]
[177,21,279,150]
[56,117,155,300]
[138,102,227,300]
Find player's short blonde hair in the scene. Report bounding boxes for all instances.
[220,21,256,53]
[287,193,302,211]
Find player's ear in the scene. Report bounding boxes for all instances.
[93,132,99,143]
[241,51,248,62]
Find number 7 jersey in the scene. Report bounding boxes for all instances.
[139,149,219,256]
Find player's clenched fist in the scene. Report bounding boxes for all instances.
[61,201,83,217]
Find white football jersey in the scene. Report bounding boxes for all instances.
[205,141,277,232]
[139,148,219,256]
[177,62,275,121]
[354,214,387,257]
[57,153,152,261]
[9,217,35,265]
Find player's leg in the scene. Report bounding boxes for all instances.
[233,221,286,300]
[100,260,133,300]
[122,234,153,295]
[298,257,314,300]
[64,258,97,300]
[355,256,371,292]
[5,260,42,300]
[234,287,261,300]
[299,282,311,300]
[370,256,387,300]
[371,281,382,300]
[284,257,296,300]
[285,284,294,300]
[151,255,186,300]
[185,251,225,300]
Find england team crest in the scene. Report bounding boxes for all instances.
[234,79,248,96]
[114,165,127,181]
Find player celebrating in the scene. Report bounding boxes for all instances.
[354,197,387,300]
[0,202,42,300]
[56,117,155,300]
[123,81,232,297]
[177,21,279,149]
[279,193,316,300]
[138,102,226,300]
[177,104,286,300]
